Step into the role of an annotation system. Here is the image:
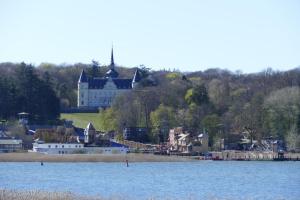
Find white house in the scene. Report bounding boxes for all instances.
[0,138,22,153]
[31,141,127,154]
[78,49,141,108]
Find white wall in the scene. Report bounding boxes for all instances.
[32,143,127,154]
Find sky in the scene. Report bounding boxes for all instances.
[0,0,300,73]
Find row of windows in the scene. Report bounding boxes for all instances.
[80,91,127,98]
[47,145,82,148]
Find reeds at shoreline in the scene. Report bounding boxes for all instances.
[0,189,168,200]
[0,189,110,200]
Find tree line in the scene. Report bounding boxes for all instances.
[0,62,60,123]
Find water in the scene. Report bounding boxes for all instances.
[0,161,300,200]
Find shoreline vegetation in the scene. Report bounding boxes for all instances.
[0,189,104,200]
[0,152,299,162]
[0,189,219,200]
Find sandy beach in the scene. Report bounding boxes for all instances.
[0,152,195,162]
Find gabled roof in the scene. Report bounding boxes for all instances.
[178,133,190,141]
[132,68,142,83]
[88,78,108,89]
[86,122,95,131]
[74,127,85,140]
[112,79,133,89]
[87,78,132,89]
[78,69,88,83]
[105,68,119,78]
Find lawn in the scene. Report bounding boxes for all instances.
[60,113,103,130]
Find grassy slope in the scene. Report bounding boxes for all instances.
[60,113,102,130]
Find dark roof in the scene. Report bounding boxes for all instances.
[112,79,132,89]
[88,78,108,89]
[78,69,88,83]
[132,69,142,83]
[86,123,95,131]
[105,68,119,78]
[74,127,85,140]
[87,78,132,89]
[110,141,128,148]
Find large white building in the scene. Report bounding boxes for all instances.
[78,49,141,108]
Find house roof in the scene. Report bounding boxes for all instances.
[74,127,85,140]
[86,122,95,131]
[178,133,189,141]
[112,79,133,89]
[88,78,108,89]
[198,133,208,138]
[132,68,142,83]
[105,68,119,78]
[87,77,133,89]
[78,69,88,83]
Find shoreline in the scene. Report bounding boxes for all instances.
[0,152,195,162]
[1,152,299,162]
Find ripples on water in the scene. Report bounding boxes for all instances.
[0,161,299,200]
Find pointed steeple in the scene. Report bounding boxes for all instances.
[105,47,119,78]
[78,69,88,83]
[110,47,115,68]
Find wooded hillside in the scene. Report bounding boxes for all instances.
[1,62,299,150]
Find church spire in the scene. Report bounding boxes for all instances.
[110,47,115,68]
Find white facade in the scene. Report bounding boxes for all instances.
[77,51,141,108]
[0,139,22,152]
[78,78,131,108]
[78,81,89,107]
[31,142,128,154]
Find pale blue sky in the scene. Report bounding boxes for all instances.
[0,0,299,73]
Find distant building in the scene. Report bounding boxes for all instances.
[123,127,148,142]
[18,112,29,125]
[78,48,142,108]
[84,122,96,144]
[31,141,127,154]
[0,132,22,153]
[168,127,208,153]
[30,122,128,154]
[192,133,209,153]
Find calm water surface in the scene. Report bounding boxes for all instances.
[0,161,299,199]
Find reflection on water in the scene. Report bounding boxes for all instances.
[0,161,300,200]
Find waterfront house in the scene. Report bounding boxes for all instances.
[168,127,209,153]
[177,133,191,153]
[0,132,22,153]
[192,133,209,153]
[30,122,128,154]
[31,140,127,154]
